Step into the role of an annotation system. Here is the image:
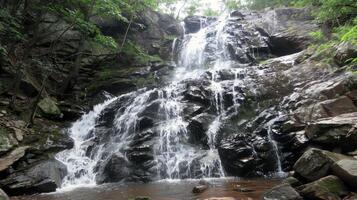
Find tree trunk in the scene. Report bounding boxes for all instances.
[120,15,134,51]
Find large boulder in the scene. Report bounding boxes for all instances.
[0,159,67,195]
[305,112,357,150]
[262,184,302,200]
[299,175,348,200]
[293,148,349,181]
[332,159,357,188]
[183,16,214,34]
[38,97,62,118]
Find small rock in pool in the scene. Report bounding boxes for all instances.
[192,185,208,193]
[233,184,255,192]
[204,197,237,200]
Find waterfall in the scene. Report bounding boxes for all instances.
[56,11,285,189]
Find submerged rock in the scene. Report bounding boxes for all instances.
[192,184,208,194]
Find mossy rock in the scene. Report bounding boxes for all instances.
[300,175,348,200]
[38,97,62,118]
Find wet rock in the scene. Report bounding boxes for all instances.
[95,152,130,184]
[299,175,348,200]
[0,189,9,200]
[192,184,208,194]
[305,112,357,149]
[332,159,357,188]
[293,148,350,181]
[334,42,357,66]
[187,113,215,147]
[263,184,302,200]
[282,177,302,188]
[0,159,67,195]
[184,16,214,34]
[38,97,62,118]
[0,146,28,172]
[218,137,257,176]
[130,197,151,200]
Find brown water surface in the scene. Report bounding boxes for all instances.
[12,178,279,200]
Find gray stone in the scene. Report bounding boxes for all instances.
[0,146,28,172]
[293,148,350,181]
[300,175,348,200]
[281,177,302,188]
[262,184,302,200]
[332,159,357,188]
[0,159,67,195]
[38,97,62,118]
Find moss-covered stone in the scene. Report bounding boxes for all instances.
[300,175,348,200]
[38,97,62,118]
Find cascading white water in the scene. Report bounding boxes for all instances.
[56,11,286,189]
[57,95,119,188]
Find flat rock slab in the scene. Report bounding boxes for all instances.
[0,146,28,172]
[332,159,357,188]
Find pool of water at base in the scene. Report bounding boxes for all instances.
[12,178,280,200]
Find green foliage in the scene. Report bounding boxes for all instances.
[203,8,219,17]
[224,0,243,11]
[309,30,325,42]
[0,9,24,43]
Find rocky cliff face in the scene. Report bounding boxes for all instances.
[0,8,182,195]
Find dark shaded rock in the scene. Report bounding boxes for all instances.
[293,148,350,181]
[187,114,215,147]
[184,16,214,34]
[0,159,67,195]
[192,184,208,194]
[218,137,257,176]
[299,175,348,200]
[263,184,302,200]
[332,159,357,188]
[19,80,38,97]
[95,152,130,184]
